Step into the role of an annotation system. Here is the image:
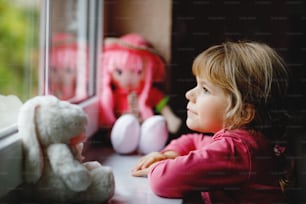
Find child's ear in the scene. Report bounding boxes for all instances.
[242,103,255,124]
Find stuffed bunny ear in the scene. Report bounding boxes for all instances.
[18,99,43,183]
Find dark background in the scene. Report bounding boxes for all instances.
[168,0,306,202]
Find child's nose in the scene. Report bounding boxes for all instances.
[185,88,195,101]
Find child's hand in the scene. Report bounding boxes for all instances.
[132,152,167,177]
[131,151,178,177]
[131,167,151,177]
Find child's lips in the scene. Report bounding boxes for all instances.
[187,107,196,115]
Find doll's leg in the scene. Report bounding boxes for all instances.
[111,114,140,154]
[138,115,168,154]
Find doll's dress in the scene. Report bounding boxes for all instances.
[110,85,168,154]
[110,114,168,154]
[113,85,165,118]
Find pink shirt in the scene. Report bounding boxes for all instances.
[148,129,286,203]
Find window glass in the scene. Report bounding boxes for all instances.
[44,0,98,103]
[0,0,40,101]
[0,0,102,135]
[0,0,40,133]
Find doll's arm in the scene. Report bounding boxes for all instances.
[150,89,182,133]
[47,143,91,192]
[160,105,182,134]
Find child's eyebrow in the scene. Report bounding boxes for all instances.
[196,77,209,85]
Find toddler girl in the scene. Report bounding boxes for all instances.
[132,41,290,203]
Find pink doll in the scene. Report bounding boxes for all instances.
[49,33,88,101]
[99,33,182,154]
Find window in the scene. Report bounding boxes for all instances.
[0,0,40,135]
[40,0,103,136]
[0,0,39,100]
[41,0,102,103]
[0,0,40,198]
[0,0,103,198]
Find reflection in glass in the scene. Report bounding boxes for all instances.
[47,0,93,102]
[49,33,88,101]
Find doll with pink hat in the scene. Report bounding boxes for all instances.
[99,33,182,154]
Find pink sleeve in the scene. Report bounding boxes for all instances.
[162,133,213,156]
[148,136,251,198]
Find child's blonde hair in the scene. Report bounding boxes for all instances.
[192,41,288,134]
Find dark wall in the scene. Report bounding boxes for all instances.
[170,0,306,133]
[169,0,306,202]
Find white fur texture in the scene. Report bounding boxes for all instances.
[18,95,114,203]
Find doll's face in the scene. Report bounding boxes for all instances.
[111,66,145,91]
[49,48,77,100]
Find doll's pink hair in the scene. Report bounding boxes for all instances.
[99,33,165,128]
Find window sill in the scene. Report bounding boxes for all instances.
[0,132,22,198]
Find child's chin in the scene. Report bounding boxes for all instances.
[186,119,195,130]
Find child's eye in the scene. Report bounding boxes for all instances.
[202,87,209,93]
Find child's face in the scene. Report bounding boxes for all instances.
[185,76,229,133]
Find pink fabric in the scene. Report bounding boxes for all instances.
[113,86,165,118]
[148,129,286,203]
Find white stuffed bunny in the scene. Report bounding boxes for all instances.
[18,95,114,203]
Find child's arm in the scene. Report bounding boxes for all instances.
[147,137,251,198]
[132,151,178,177]
[163,133,209,155]
[132,133,210,177]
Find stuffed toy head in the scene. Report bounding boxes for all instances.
[18,95,114,203]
